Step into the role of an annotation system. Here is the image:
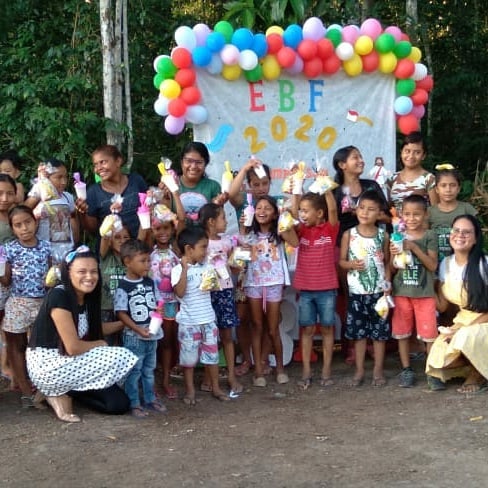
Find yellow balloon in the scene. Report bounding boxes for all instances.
[343,54,363,76]
[378,52,398,73]
[408,46,422,63]
[261,55,281,80]
[160,79,181,99]
[266,25,284,36]
[354,35,373,56]
[222,63,242,81]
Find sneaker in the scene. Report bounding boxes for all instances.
[253,376,267,387]
[399,367,416,388]
[427,375,446,391]
[276,373,289,384]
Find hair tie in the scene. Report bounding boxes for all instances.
[65,245,91,264]
[435,163,455,171]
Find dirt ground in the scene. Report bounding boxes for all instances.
[1,350,488,488]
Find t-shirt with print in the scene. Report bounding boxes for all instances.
[176,177,221,225]
[5,239,51,297]
[387,171,435,211]
[392,229,437,298]
[113,276,161,341]
[244,233,290,287]
[207,236,234,290]
[346,226,387,295]
[86,173,148,239]
[171,263,216,326]
[149,246,179,303]
[293,221,339,291]
[428,202,478,263]
[100,250,125,310]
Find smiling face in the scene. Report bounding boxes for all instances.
[299,199,323,227]
[92,150,123,182]
[356,198,381,226]
[401,201,426,233]
[254,198,278,227]
[400,142,425,170]
[152,220,175,247]
[69,257,99,299]
[10,210,38,246]
[449,217,476,254]
[339,149,364,177]
[181,150,206,185]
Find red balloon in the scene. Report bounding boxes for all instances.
[317,38,334,59]
[297,39,318,61]
[180,86,201,105]
[398,114,419,135]
[174,68,196,88]
[416,74,434,92]
[303,57,322,78]
[361,51,379,72]
[168,98,187,118]
[322,54,341,74]
[171,47,192,69]
[276,46,296,68]
[400,33,410,41]
[411,88,428,105]
[394,59,415,79]
[267,34,284,54]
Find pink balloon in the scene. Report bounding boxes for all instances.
[360,18,383,40]
[384,26,402,42]
[164,115,186,135]
[411,104,425,119]
[220,44,240,65]
[341,25,360,44]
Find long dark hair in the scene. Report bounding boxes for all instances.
[61,249,103,341]
[251,195,280,243]
[453,215,488,312]
[332,145,359,185]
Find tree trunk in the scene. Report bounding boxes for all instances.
[99,0,124,149]
[122,0,133,169]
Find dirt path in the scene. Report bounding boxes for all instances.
[1,354,488,488]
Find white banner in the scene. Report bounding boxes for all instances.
[194,70,396,193]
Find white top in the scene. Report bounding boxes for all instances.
[171,263,216,326]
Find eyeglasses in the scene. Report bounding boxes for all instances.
[450,228,474,237]
[183,157,205,166]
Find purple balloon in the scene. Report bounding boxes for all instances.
[286,54,304,74]
[164,115,186,135]
[193,23,211,47]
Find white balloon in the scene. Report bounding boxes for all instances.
[154,97,169,116]
[238,49,258,70]
[336,42,354,61]
[186,105,208,125]
[413,63,428,81]
[175,26,197,51]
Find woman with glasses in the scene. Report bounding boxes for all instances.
[170,142,225,225]
[26,246,137,422]
[426,215,488,393]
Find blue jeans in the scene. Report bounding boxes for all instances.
[123,334,157,408]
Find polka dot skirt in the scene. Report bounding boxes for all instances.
[26,346,138,397]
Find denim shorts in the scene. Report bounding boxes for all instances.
[298,290,337,327]
[163,301,177,320]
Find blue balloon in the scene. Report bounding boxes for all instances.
[192,46,212,67]
[206,31,226,53]
[283,24,303,49]
[394,96,414,116]
[232,28,254,51]
[251,33,268,58]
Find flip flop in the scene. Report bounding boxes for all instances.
[457,382,488,394]
[319,377,334,387]
[183,396,196,406]
[212,392,230,402]
[228,383,243,394]
[348,377,364,387]
[131,406,148,419]
[297,377,312,390]
[163,386,178,400]
[145,400,168,414]
[235,361,251,376]
[371,377,387,387]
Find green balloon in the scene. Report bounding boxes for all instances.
[393,40,412,59]
[396,78,416,96]
[153,73,164,90]
[326,28,342,48]
[244,64,263,83]
[375,33,395,53]
[156,57,177,78]
[214,20,234,44]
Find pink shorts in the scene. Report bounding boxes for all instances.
[391,296,437,342]
[244,284,283,303]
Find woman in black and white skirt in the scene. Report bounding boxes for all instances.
[26,246,137,422]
